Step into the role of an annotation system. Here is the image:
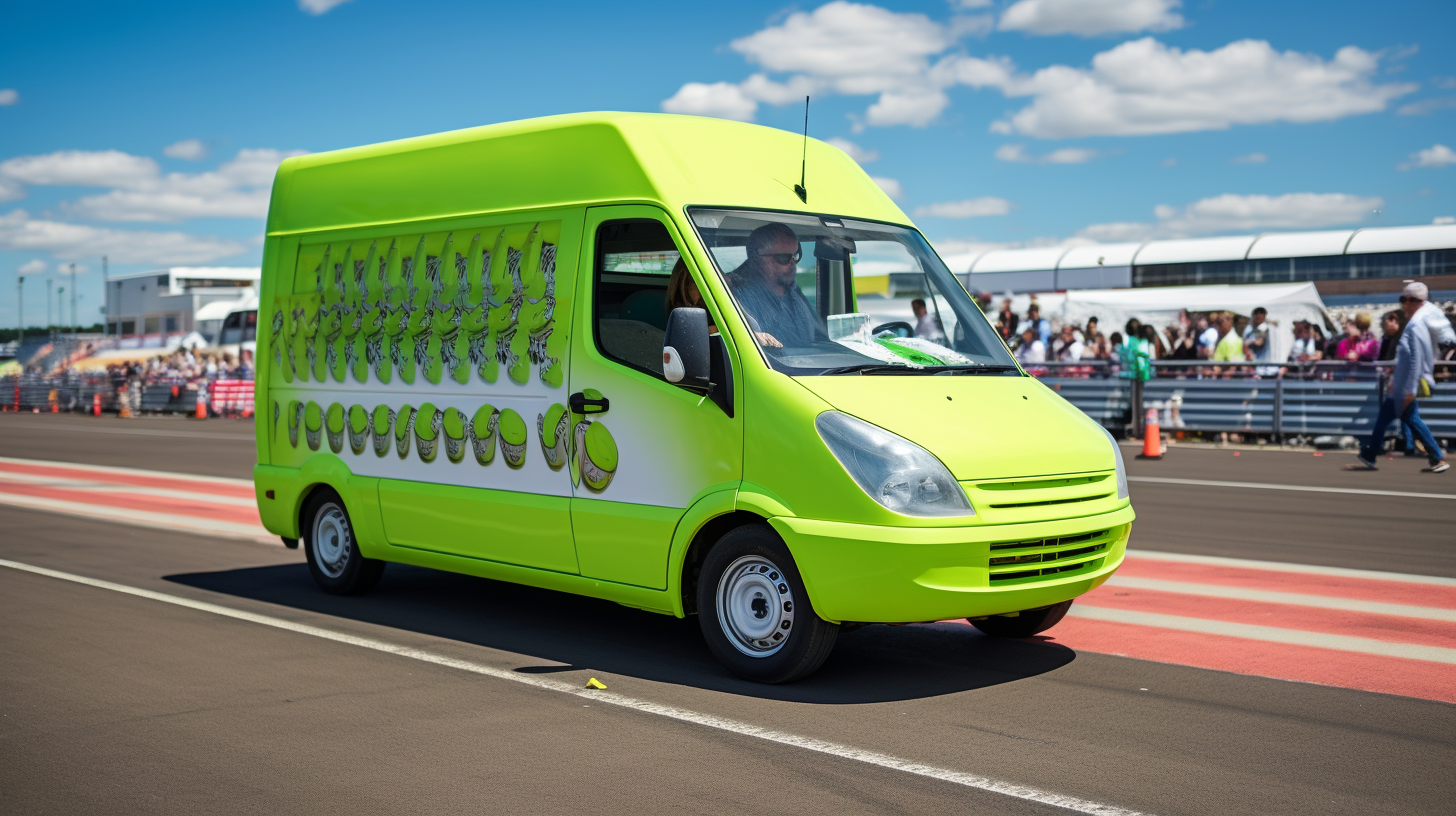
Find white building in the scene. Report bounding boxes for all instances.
[105,267,260,342]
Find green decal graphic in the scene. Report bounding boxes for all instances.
[537,402,569,471]
[374,240,401,384]
[270,301,289,384]
[577,420,618,492]
[297,291,321,383]
[311,248,331,382]
[288,400,302,448]
[326,402,345,454]
[371,404,394,457]
[498,408,527,469]
[304,401,322,452]
[395,403,416,459]
[521,240,561,387]
[347,404,370,455]
[397,237,429,384]
[344,242,375,383]
[471,404,499,465]
[568,389,607,488]
[324,245,349,382]
[456,233,488,385]
[443,407,467,463]
[430,233,461,384]
[477,230,508,384]
[415,401,442,462]
[272,400,281,445]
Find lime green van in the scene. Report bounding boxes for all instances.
[253,113,1133,682]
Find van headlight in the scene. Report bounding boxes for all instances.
[815,411,973,517]
[1100,426,1130,500]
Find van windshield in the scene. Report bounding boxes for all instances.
[688,208,1019,376]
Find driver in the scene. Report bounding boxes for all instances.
[726,222,829,349]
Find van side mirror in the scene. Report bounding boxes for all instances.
[664,307,711,393]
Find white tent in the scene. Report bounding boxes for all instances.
[1052,282,1335,362]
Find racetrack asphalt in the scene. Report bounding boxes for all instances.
[1,413,1453,815]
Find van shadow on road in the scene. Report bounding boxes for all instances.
[167,562,1076,704]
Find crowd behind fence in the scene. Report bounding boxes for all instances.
[3,345,255,418]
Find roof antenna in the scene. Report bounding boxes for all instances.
[794,96,809,203]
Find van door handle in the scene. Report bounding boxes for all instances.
[569,392,610,414]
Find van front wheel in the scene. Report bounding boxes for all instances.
[303,489,384,595]
[970,600,1073,638]
[697,525,838,683]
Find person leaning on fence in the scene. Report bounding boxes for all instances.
[1347,296,1449,473]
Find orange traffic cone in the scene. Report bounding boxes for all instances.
[118,385,133,419]
[1137,407,1164,460]
[194,389,207,420]
[92,393,102,416]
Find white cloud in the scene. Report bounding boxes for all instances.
[825,137,878,163]
[164,139,208,160]
[0,147,306,222]
[1434,216,1455,225]
[914,197,1014,218]
[994,143,1097,163]
[0,209,246,264]
[951,0,994,8]
[17,259,46,275]
[870,176,904,199]
[0,150,159,189]
[1232,153,1268,164]
[1078,192,1383,240]
[1397,97,1456,116]
[1399,144,1456,170]
[0,89,17,105]
[999,0,1184,37]
[986,38,1415,138]
[662,82,758,121]
[299,0,353,14]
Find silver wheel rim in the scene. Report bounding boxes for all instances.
[716,555,796,658]
[312,502,351,579]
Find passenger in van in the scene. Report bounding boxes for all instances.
[667,258,783,347]
[726,222,829,349]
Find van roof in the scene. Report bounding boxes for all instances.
[266,112,908,237]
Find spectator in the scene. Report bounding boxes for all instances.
[1015,327,1046,366]
[1211,312,1245,362]
[1025,304,1051,346]
[1336,313,1379,363]
[1377,310,1406,361]
[1402,280,1456,356]
[910,298,946,344]
[1117,320,1150,380]
[1196,314,1219,359]
[1051,323,1084,362]
[975,291,992,314]
[1084,316,1100,343]
[1243,307,1271,363]
[1141,324,1165,359]
[1289,320,1323,363]
[1347,295,1448,473]
[996,298,1019,344]
[1166,323,1196,360]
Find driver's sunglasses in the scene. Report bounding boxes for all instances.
[1399,296,1415,303]
[759,249,802,265]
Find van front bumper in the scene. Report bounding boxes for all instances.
[771,505,1133,623]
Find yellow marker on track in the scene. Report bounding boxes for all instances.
[585,677,607,690]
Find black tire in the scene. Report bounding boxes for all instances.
[970,600,1073,638]
[697,524,838,683]
[302,488,384,595]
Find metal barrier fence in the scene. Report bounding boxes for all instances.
[1037,360,1456,442]
[1,374,255,417]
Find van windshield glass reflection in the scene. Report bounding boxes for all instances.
[688,208,1019,375]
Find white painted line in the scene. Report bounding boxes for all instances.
[1127,475,1455,501]
[0,455,253,487]
[0,491,275,544]
[1068,605,1456,664]
[0,423,255,441]
[0,471,259,508]
[1102,575,1456,622]
[0,558,1154,816]
[1128,549,1456,587]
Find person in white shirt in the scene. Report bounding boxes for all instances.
[1196,314,1219,359]
[1015,327,1046,365]
[1402,281,1455,353]
[910,298,946,345]
[1051,323,1084,362]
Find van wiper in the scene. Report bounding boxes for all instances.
[815,363,926,375]
[931,365,1021,375]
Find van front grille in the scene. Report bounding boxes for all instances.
[986,529,1112,584]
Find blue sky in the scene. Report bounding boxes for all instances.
[2,0,1453,328]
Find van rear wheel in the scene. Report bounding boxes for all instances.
[970,600,1073,638]
[697,525,837,683]
[303,488,384,595]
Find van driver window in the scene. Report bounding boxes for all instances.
[593,219,683,378]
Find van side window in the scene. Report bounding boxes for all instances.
[593,219,681,378]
